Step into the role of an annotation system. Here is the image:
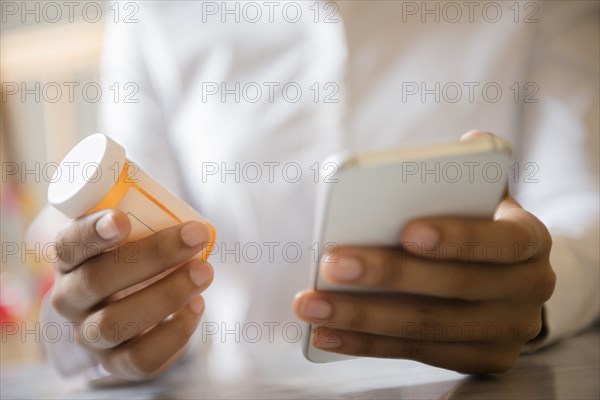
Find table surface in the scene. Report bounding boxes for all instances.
[2,327,599,399]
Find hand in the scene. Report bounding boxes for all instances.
[294,132,556,374]
[49,209,214,381]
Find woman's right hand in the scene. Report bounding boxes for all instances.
[48,208,213,381]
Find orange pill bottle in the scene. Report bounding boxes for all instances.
[47,133,215,260]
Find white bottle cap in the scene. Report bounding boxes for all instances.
[48,133,126,219]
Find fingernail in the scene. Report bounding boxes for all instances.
[96,212,120,240]
[322,257,362,282]
[189,262,212,286]
[301,298,332,320]
[180,222,209,247]
[315,333,342,349]
[188,295,205,315]
[404,224,439,250]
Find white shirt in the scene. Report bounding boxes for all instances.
[45,0,599,380]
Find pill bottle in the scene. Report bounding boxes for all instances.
[47,133,216,260]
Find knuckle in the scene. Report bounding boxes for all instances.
[523,317,543,342]
[49,285,70,317]
[54,223,73,248]
[513,311,543,343]
[75,267,104,303]
[62,266,104,309]
[543,229,553,255]
[73,326,85,346]
[74,320,101,349]
[535,219,553,256]
[90,309,120,349]
[530,264,556,303]
[538,267,556,302]
[53,219,103,268]
[54,228,76,266]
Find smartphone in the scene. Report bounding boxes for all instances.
[303,136,514,363]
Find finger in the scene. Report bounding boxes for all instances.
[399,196,549,263]
[52,221,211,315]
[53,209,131,273]
[294,291,525,343]
[80,259,213,350]
[99,297,204,381]
[319,247,537,301]
[312,327,519,375]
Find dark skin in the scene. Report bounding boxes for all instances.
[43,130,554,380]
[47,213,214,381]
[293,131,556,374]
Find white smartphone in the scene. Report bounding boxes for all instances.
[303,136,514,363]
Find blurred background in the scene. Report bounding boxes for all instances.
[1,0,105,365]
